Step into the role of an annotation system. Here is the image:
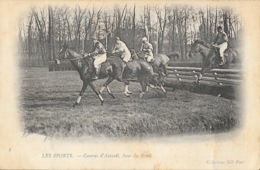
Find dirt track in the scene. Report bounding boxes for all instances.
[20,67,240,139]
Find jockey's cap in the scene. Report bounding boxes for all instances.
[217,26,223,30]
[115,36,120,41]
[91,36,98,40]
[142,37,148,42]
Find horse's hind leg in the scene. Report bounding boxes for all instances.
[145,71,167,96]
[89,83,104,105]
[122,78,132,97]
[106,86,115,99]
[73,82,88,107]
[196,65,212,85]
[100,77,116,99]
[138,75,146,99]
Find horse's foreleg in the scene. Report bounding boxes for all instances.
[73,82,88,107]
[122,79,132,97]
[100,77,116,99]
[106,86,115,98]
[137,75,147,99]
[147,73,167,96]
[196,65,213,85]
[162,64,168,76]
[89,83,104,105]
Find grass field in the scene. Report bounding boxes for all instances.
[20,67,240,139]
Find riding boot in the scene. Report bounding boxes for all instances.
[119,63,126,81]
[219,56,224,66]
[92,68,99,80]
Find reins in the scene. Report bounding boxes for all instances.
[63,49,87,61]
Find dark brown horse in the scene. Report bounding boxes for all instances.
[56,44,166,106]
[188,40,238,84]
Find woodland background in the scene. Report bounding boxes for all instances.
[18,4,243,66]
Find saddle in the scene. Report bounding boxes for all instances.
[82,57,94,73]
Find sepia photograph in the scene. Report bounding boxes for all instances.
[0,0,259,169]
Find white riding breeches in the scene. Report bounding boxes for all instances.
[145,53,154,62]
[94,53,107,69]
[218,42,228,59]
[122,52,131,63]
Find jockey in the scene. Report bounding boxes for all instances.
[112,37,131,63]
[212,26,228,65]
[140,37,154,62]
[84,37,107,79]
[112,36,132,81]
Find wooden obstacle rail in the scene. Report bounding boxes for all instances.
[48,61,241,85]
[167,66,241,85]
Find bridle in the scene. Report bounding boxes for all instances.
[191,43,203,55]
[59,48,85,61]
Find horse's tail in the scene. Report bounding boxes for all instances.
[231,49,240,63]
[141,61,165,86]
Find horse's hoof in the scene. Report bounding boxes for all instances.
[127,91,133,94]
[139,93,144,99]
[100,100,104,106]
[124,92,130,97]
[73,103,78,107]
[108,92,116,99]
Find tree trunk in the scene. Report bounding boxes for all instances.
[28,15,33,61]
[215,7,218,34]
[132,5,136,49]
[184,9,188,59]
[48,6,52,61]
[171,10,176,51]
[223,11,229,37]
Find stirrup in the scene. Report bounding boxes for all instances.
[92,75,98,80]
[219,60,224,66]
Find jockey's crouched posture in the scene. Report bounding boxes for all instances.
[84,37,107,79]
[212,26,228,66]
[112,36,132,81]
[140,37,154,62]
[113,37,131,63]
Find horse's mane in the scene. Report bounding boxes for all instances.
[129,49,139,60]
[68,49,83,58]
[193,40,211,48]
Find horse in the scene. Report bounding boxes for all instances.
[55,44,166,106]
[168,51,180,61]
[188,40,238,84]
[130,49,170,85]
[107,50,167,97]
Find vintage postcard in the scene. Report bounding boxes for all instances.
[0,0,259,169]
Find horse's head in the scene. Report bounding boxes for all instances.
[168,52,180,60]
[130,49,139,60]
[188,40,204,58]
[189,40,211,58]
[55,43,69,65]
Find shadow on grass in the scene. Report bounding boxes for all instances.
[165,81,239,100]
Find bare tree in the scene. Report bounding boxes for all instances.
[74,6,87,52]
[32,8,47,65]
[114,4,127,37]
[83,6,102,52]
[132,5,136,48]
[27,13,33,60]
[155,5,168,53]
